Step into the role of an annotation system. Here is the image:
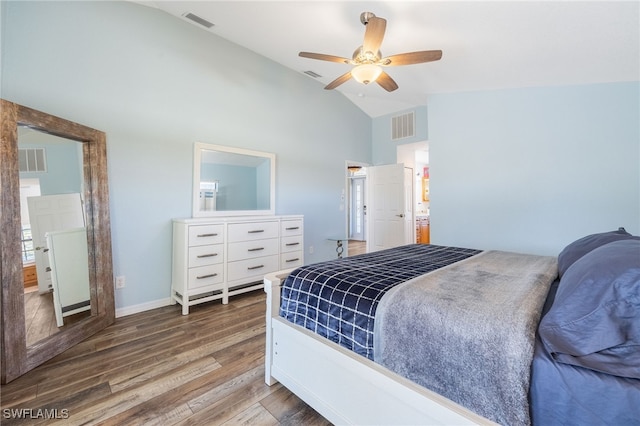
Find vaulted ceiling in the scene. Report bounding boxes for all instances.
[136,1,639,117]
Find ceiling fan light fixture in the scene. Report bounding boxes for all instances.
[351,64,382,85]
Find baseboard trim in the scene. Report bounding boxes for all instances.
[116,297,173,318]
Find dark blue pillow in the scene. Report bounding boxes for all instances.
[557,229,639,277]
[539,239,640,379]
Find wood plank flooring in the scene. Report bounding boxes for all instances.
[1,291,332,425]
[24,288,91,347]
[347,240,366,256]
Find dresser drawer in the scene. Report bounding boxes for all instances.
[188,264,224,290]
[227,255,279,282]
[188,224,224,247]
[228,221,279,242]
[281,235,303,253]
[281,219,303,237]
[281,251,303,269]
[188,244,223,268]
[228,238,279,262]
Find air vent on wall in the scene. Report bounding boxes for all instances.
[182,12,214,29]
[391,111,415,140]
[19,148,47,172]
[303,70,322,78]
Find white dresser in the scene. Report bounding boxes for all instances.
[172,215,303,314]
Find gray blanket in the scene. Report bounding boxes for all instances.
[374,250,557,426]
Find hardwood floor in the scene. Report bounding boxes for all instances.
[1,291,332,425]
[24,288,91,346]
[347,240,366,256]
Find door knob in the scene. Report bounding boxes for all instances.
[396,214,405,218]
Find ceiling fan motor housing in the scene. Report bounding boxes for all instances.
[360,12,376,25]
[353,46,381,64]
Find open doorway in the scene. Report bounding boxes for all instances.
[346,161,368,256]
[397,142,429,244]
[345,161,415,255]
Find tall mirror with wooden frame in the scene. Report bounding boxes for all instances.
[1,99,115,384]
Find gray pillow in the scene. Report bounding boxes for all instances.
[539,239,640,379]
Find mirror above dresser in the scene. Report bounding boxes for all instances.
[193,143,275,217]
[174,143,303,314]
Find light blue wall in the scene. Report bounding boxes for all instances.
[372,105,428,165]
[1,1,372,310]
[427,82,640,255]
[201,163,258,210]
[19,140,83,196]
[256,160,271,210]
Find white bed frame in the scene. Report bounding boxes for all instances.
[264,270,497,426]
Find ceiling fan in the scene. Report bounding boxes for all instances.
[299,12,442,92]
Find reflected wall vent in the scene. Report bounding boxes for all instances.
[19,148,47,172]
[182,12,215,29]
[391,111,415,140]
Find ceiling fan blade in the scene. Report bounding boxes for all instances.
[299,52,350,64]
[324,71,353,90]
[381,50,443,66]
[376,71,398,92]
[362,16,386,55]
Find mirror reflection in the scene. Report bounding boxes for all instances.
[18,126,92,346]
[193,143,275,217]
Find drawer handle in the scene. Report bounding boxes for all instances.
[196,273,218,279]
[248,229,265,234]
[247,265,264,270]
[248,247,264,252]
[285,226,300,230]
[197,253,218,258]
[286,258,300,263]
[285,242,300,246]
[197,233,218,237]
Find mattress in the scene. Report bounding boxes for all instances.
[279,244,481,359]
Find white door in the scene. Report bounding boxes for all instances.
[367,164,413,252]
[27,193,85,294]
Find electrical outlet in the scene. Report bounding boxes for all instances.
[115,275,125,289]
[309,246,314,254]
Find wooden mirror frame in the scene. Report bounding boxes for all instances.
[0,99,115,383]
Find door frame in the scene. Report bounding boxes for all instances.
[349,176,366,241]
[345,160,370,257]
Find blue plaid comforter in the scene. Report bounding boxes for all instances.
[279,244,481,359]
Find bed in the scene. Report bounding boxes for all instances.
[264,229,640,425]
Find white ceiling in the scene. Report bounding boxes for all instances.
[137,1,639,117]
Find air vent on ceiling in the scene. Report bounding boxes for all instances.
[391,111,415,140]
[182,12,214,29]
[303,70,322,78]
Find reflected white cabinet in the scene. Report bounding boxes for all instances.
[172,215,303,315]
[46,227,92,327]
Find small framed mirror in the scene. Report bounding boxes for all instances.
[193,143,275,217]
